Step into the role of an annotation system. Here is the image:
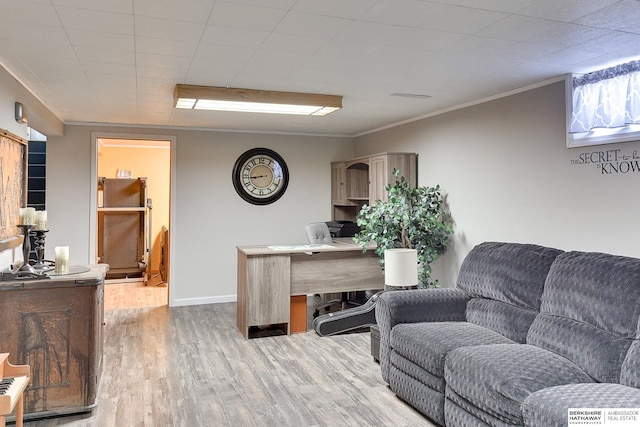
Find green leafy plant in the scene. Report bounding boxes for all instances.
[353,169,453,288]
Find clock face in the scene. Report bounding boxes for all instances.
[232,148,289,205]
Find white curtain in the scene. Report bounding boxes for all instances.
[570,60,640,133]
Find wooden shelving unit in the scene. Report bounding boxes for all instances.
[97,178,150,281]
[331,152,417,223]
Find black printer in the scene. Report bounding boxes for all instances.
[325,220,361,238]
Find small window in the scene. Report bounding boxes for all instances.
[566,60,640,148]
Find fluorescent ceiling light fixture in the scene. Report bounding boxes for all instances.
[174,84,342,116]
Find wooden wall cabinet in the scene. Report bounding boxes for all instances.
[330,162,349,205]
[331,152,417,222]
[0,266,107,420]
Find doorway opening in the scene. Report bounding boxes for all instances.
[94,136,172,310]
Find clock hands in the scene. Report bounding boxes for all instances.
[250,174,269,179]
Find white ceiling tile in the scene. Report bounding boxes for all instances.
[200,26,270,48]
[135,16,206,42]
[477,15,608,49]
[231,71,290,90]
[79,61,135,76]
[136,37,199,57]
[136,77,176,95]
[136,53,193,72]
[261,33,327,55]
[0,2,60,27]
[292,0,378,19]
[52,0,133,14]
[185,59,246,85]
[517,0,620,22]
[448,36,559,62]
[361,0,447,27]
[337,21,464,50]
[533,47,609,67]
[134,0,215,24]
[581,31,640,54]
[136,62,189,81]
[573,0,640,33]
[420,5,508,34]
[26,57,84,80]
[227,0,296,9]
[194,43,255,63]
[56,6,134,34]
[275,10,352,38]
[315,40,377,60]
[137,92,173,106]
[74,46,135,66]
[249,50,308,69]
[210,2,287,31]
[66,30,134,51]
[0,23,69,45]
[428,0,538,14]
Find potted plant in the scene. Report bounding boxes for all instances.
[353,169,453,288]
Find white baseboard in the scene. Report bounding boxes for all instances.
[170,294,237,307]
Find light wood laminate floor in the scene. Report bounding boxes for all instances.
[104,273,168,310]
[24,302,435,427]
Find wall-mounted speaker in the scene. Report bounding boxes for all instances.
[15,101,27,124]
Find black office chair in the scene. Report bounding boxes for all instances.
[305,222,364,318]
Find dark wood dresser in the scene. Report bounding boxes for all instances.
[0,265,107,420]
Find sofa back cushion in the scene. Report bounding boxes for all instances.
[457,242,563,342]
[527,251,640,383]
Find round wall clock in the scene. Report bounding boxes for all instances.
[232,148,289,205]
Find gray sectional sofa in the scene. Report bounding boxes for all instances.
[376,242,640,426]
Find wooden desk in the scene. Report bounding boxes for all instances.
[237,239,382,338]
[0,265,106,420]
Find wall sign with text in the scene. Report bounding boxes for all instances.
[570,148,640,175]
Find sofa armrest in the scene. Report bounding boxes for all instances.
[375,288,470,383]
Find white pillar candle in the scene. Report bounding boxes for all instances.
[54,246,69,274]
[34,210,47,230]
[19,207,36,225]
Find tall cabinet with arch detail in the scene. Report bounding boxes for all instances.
[330,152,417,223]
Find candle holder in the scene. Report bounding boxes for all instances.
[32,229,50,271]
[17,224,36,274]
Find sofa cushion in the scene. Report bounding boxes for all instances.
[621,340,640,388]
[391,322,515,383]
[466,298,538,343]
[522,383,640,427]
[457,242,563,342]
[445,344,594,425]
[457,242,563,311]
[527,251,640,383]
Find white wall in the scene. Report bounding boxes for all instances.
[0,66,64,270]
[6,68,639,299]
[355,81,640,287]
[46,125,353,305]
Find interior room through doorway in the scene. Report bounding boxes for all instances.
[96,137,171,310]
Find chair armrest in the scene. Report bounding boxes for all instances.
[375,288,470,382]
